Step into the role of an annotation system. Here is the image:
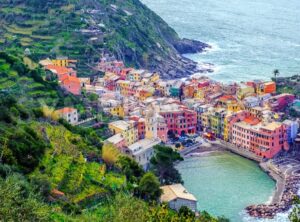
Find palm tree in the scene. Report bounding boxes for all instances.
[273,69,280,82]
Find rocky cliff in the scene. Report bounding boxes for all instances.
[0,0,210,78]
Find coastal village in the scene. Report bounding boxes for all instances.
[39,56,300,218]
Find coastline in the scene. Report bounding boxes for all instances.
[184,141,300,219]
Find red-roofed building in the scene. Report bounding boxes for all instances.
[55,107,78,125]
[45,65,77,81]
[61,76,81,95]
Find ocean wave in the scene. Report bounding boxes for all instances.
[202,42,221,54]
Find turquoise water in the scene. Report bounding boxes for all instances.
[176,152,276,221]
[141,0,300,82]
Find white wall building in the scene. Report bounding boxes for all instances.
[56,107,78,125]
[126,138,161,170]
[160,184,198,212]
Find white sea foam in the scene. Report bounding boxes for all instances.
[202,42,221,54]
[241,209,291,222]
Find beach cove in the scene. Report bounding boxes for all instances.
[176,150,276,221]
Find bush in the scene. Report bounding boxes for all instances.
[102,143,121,168]
[138,172,161,202]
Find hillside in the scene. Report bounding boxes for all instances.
[0,0,209,79]
[0,52,223,221]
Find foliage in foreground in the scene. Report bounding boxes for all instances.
[151,144,184,185]
[0,173,50,221]
[290,196,300,222]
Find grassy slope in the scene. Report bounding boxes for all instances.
[0,0,183,76]
[0,52,125,216]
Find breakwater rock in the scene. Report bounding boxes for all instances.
[246,175,300,219]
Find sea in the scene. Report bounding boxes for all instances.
[176,152,291,222]
[141,0,300,83]
[140,1,299,220]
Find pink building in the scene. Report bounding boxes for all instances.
[232,119,288,159]
[98,59,125,75]
[268,93,295,112]
[159,104,197,137]
[157,116,168,143]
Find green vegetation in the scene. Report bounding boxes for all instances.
[138,172,162,202]
[290,196,300,222]
[0,52,222,221]
[151,145,184,185]
[0,0,189,76]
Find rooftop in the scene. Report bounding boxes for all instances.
[106,133,124,144]
[160,184,197,202]
[127,138,160,155]
[56,107,77,114]
[109,120,130,131]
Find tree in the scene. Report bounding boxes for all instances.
[150,145,183,185]
[175,143,181,149]
[138,172,162,202]
[289,196,300,222]
[102,143,120,168]
[117,156,144,183]
[273,69,280,82]
[0,174,50,221]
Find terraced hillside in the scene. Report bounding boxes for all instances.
[0,0,208,78]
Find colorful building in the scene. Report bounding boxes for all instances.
[159,104,197,136]
[232,120,288,158]
[108,120,138,146]
[283,120,299,145]
[105,134,126,151]
[256,81,276,95]
[170,80,183,98]
[237,84,255,100]
[55,107,78,125]
[51,57,77,67]
[216,95,241,112]
[127,69,146,82]
[61,76,81,95]
[268,93,295,112]
[109,105,125,118]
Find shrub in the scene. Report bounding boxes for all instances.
[102,143,120,168]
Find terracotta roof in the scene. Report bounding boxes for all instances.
[219,95,236,101]
[56,107,77,114]
[62,76,80,84]
[45,65,74,76]
[243,116,260,125]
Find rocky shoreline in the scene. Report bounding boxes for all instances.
[246,175,300,219]
[155,38,214,79]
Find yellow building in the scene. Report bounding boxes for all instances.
[150,72,160,82]
[128,69,146,82]
[51,57,77,67]
[237,84,255,100]
[109,105,125,118]
[109,120,138,146]
[194,88,205,99]
[200,112,210,130]
[223,117,230,142]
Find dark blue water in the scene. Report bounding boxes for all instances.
[142,0,300,82]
